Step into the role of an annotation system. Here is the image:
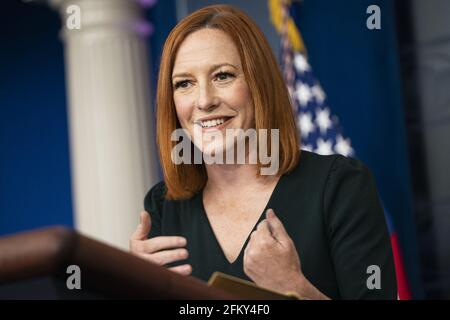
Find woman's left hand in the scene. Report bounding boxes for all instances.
[243,208,303,295]
[243,209,330,300]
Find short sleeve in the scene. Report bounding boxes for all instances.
[323,156,397,299]
[143,181,166,239]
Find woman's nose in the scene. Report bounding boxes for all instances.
[196,83,219,111]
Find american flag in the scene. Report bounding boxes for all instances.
[279,2,354,157]
[275,0,411,299]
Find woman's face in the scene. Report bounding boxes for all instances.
[172,28,254,156]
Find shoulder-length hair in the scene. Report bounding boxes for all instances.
[156,4,300,200]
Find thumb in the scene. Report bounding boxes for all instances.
[265,209,288,241]
[132,211,152,240]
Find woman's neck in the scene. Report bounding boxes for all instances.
[204,163,279,194]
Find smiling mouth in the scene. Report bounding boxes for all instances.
[194,116,234,129]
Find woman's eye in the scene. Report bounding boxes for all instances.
[215,72,235,81]
[174,80,190,89]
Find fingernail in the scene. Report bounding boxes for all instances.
[266,209,275,219]
[179,237,187,246]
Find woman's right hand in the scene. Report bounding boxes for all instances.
[129,211,192,276]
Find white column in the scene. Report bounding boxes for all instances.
[50,0,159,250]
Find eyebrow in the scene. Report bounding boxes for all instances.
[171,63,238,80]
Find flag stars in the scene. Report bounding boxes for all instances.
[316,107,332,134]
[294,53,311,73]
[298,112,315,139]
[288,51,355,159]
[315,138,333,155]
[295,83,312,107]
[311,84,326,104]
[335,135,354,157]
[301,144,314,152]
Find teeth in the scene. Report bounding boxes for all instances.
[200,118,227,128]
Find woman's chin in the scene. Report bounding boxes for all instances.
[201,144,225,158]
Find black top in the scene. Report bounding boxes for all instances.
[144,150,397,299]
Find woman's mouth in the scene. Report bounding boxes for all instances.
[195,116,234,130]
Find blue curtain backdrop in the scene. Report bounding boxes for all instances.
[291,0,423,297]
[0,0,178,235]
[0,1,72,235]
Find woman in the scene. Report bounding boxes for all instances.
[129,4,397,299]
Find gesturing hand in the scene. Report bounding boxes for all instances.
[243,209,330,300]
[129,211,192,276]
[243,208,303,294]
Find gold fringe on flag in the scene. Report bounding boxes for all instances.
[268,0,306,54]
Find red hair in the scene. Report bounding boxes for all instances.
[156,5,300,199]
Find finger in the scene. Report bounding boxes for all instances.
[142,236,187,253]
[131,211,152,241]
[244,231,254,254]
[134,252,158,264]
[245,229,269,253]
[150,248,189,265]
[169,264,192,276]
[140,210,151,232]
[256,219,272,236]
[254,221,276,247]
[265,209,289,241]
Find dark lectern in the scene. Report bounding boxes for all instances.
[0,227,236,299]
